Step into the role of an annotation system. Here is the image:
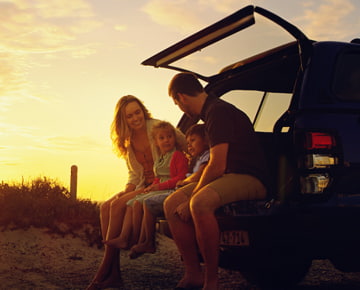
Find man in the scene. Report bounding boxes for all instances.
[164,73,268,290]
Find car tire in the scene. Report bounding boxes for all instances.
[241,256,312,289]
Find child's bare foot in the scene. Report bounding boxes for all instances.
[103,237,129,249]
[128,243,156,259]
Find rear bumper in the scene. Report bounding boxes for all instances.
[216,200,360,259]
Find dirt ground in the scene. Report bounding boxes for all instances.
[0,227,186,289]
[1,227,360,290]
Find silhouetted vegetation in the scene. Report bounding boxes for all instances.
[0,177,102,248]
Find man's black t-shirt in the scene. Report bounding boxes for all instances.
[200,96,268,188]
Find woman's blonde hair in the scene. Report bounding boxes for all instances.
[111,95,152,158]
[151,121,187,153]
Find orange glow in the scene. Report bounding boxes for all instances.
[1,0,358,201]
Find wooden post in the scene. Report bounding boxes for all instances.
[70,165,78,201]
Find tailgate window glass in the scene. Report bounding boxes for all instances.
[333,51,360,102]
[222,90,292,132]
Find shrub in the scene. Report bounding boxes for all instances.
[0,177,102,247]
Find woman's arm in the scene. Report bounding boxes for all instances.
[124,183,136,193]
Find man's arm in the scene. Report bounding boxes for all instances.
[176,162,207,187]
[192,143,228,195]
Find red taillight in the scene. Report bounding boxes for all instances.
[300,131,338,195]
[305,132,335,150]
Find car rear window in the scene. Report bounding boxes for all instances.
[333,50,360,102]
[221,90,292,132]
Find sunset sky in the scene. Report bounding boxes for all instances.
[1,0,359,201]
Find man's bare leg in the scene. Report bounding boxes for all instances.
[190,187,222,290]
[164,190,204,289]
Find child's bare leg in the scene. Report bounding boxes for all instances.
[130,204,156,257]
[129,200,144,246]
[136,212,147,245]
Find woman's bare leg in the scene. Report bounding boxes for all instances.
[87,190,142,287]
[104,205,133,249]
[99,194,118,240]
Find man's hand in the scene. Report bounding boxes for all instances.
[176,179,188,188]
[175,201,192,222]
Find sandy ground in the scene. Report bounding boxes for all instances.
[0,226,188,290]
[1,227,360,290]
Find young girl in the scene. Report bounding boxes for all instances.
[128,124,210,258]
[105,121,188,251]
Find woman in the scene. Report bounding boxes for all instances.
[87,95,160,289]
[87,95,186,289]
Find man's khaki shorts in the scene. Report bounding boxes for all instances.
[177,173,266,206]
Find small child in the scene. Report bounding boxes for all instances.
[129,124,210,258]
[105,121,188,250]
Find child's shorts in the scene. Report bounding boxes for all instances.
[144,190,174,216]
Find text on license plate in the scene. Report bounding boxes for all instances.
[220,230,249,246]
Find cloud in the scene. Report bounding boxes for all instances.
[42,135,107,152]
[198,0,251,14]
[69,44,99,59]
[296,0,356,41]
[114,25,127,32]
[141,0,252,34]
[0,121,37,139]
[0,0,102,99]
[141,0,209,34]
[0,48,31,94]
[0,160,20,167]
[0,121,106,153]
[0,0,100,52]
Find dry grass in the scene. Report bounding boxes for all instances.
[0,177,102,248]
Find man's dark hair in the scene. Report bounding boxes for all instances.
[168,72,204,99]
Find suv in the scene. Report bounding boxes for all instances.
[142,5,360,289]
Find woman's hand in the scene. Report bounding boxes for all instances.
[116,191,125,198]
[175,201,191,223]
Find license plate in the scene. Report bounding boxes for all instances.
[220,230,250,246]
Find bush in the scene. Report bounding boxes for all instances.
[0,177,102,247]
